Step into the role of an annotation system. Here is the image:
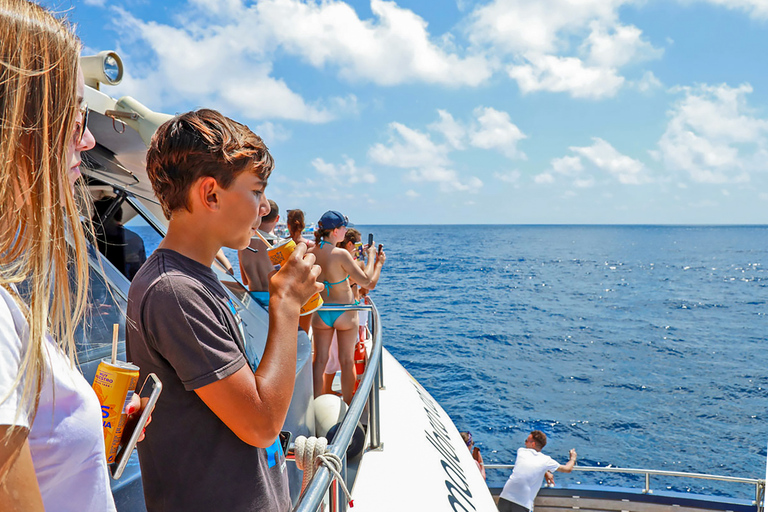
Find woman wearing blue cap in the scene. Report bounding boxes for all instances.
[310,211,384,404]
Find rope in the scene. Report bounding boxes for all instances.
[294,435,354,508]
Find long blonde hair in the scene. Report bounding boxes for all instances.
[0,0,90,426]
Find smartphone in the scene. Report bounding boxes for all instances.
[279,430,292,456]
[368,233,373,247]
[378,243,383,254]
[111,373,162,480]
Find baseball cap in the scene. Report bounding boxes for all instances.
[317,210,351,230]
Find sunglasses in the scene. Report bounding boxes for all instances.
[74,103,89,144]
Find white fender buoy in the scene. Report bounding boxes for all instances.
[314,394,348,438]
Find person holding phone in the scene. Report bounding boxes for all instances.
[309,212,384,404]
[0,2,145,510]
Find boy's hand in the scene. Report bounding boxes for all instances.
[269,242,322,308]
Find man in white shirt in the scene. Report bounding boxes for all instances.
[498,430,577,512]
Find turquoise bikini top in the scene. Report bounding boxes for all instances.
[317,239,349,291]
[323,275,349,293]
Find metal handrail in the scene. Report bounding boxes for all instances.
[485,464,766,506]
[316,304,373,311]
[292,299,384,512]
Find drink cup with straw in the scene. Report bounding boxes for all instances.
[255,231,323,316]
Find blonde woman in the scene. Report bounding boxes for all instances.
[0,1,122,510]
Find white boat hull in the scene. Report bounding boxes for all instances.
[352,349,497,511]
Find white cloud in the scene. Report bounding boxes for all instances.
[635,71,663,92]
[429,110,466,150]
[468,0,628,55]
[368,119,483,193]
[406,167,483,193]
[108,0,495,124]
[508,54,625,99]
[251,0,493,86]
[311,156,376,184]
[571,138,650,184]
[253,121,291,144]
[469,107,527,158]
[551,155,584,175]
[658,83,768,183]
[696,0,768,19]
[574,177,596,188]
[110,8,340,123]
[405,189,420,198]
[583,22,664,68]
[544,138,650,185]
[368,122,450,169]
[366,107,526,192]
[468,0,662,99]
[494,170,521,184]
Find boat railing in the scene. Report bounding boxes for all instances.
[485,464,766,509]
[291,299,384,512]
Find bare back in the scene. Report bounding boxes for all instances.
[309,244,360,304]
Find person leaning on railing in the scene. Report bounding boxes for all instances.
[498,430,577,512]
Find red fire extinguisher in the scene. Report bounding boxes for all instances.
[353,338,366,393]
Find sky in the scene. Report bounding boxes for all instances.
[48,0,768,224]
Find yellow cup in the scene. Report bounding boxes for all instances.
[299,291,323,316]
[266,238,323,316]
[267,239,296,266]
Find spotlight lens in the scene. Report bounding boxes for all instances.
[104,55,120,83]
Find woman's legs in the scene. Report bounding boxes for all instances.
[334,312,360,404]
[311,319,334,398]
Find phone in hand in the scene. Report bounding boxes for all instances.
[368,233,373,247]
[378,243,383,255]
[111,373,162,480]
[279,430,292,456]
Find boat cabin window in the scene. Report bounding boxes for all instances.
[74,255,128,381]
[90,194,160,282]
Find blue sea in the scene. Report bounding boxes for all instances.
[360,225,767,499]
[140,224,767,499]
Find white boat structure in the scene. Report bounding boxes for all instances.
[78,51,766,512]
[79,51,496,512]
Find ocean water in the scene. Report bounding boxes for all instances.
[361,225,767,499]
[135,224,767,499]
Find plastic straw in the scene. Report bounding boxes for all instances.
[254,230,274,249]
[111,324,119,365]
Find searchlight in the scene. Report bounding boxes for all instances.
[81,51,124,89]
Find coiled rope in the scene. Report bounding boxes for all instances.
[294,435,354,508]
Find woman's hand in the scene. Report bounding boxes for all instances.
[122,394,152,444]
[366,244,377,262]
[375,249,386,266]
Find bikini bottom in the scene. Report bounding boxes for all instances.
[316,301,359,328]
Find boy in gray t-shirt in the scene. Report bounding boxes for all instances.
[126,109,322,512]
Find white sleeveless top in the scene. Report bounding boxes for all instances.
[0,286,116,512]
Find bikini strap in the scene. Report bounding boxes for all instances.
[322,275,350,293]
